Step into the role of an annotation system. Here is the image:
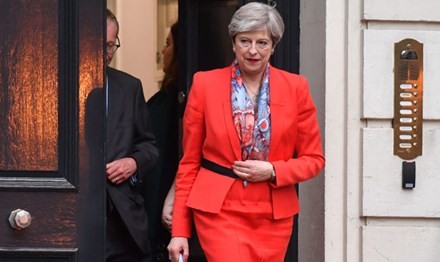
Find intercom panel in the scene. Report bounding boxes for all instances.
[393,39,423,160]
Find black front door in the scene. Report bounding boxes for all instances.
[0,0,105,260]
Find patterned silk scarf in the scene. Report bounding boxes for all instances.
[231,60,271,161]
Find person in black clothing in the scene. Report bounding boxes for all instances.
[144,21,206,262]
[143,22,180,262]
[105,9,158,262]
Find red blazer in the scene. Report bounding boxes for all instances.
[172,66,325,237]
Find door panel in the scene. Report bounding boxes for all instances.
[0,0,59,172]
[0,0,105,260]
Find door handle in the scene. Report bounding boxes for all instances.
[9,209,32,230]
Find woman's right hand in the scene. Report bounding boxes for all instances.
[168,237,189,262]
[161,198,173,232]
[162,180,176,232]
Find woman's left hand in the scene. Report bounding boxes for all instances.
[232,160,273,182]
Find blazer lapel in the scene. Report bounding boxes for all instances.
[106,69,122,146]
[221,66,242,161]
[268,68,286,161]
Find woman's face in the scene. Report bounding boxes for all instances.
[232,28,273,78]
[162,31,174,73]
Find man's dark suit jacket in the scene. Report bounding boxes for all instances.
[106,67,159,254]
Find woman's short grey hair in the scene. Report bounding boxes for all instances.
[228,2,285,46]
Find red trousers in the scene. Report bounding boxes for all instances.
[192,180,293,262]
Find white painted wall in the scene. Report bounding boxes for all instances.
[360,1,440,260]
[363,128,440,217]
[363,225,440,262]
[310,0,440,261]
[107,0,159,100]
[364,0,440,22]
[317,0,357,260]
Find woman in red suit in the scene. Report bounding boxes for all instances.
[168,2,325,261]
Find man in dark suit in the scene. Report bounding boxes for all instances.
[105,9,158,262]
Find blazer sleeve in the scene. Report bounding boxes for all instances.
[130,80,159,179]
[271,76,325,188]
[171,72,206,238]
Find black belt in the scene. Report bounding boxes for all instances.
[201,158,239,179]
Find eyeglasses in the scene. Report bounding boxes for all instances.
[107,37,121,54]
